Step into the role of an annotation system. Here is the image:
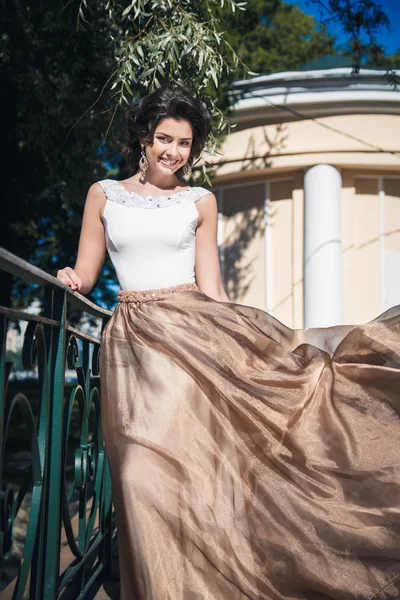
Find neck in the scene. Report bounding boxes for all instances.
[138,168,182,190]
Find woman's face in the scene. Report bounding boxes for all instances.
[144,118,193,176]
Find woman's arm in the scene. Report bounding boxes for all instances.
[57,183,106,294]
[195,193,229,302]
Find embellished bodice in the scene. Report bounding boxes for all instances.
[99,179,210,291]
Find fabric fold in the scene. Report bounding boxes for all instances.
[100,289,400,600]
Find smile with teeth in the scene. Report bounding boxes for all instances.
[160,157,179,167]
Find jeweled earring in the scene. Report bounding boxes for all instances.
[139,148,149,175]
[183,163,192,180]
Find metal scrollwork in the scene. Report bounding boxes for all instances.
[0,249,114,600]
[60,327,110,589]
[1,317,47,597]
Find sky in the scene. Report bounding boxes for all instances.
[284,0,400,55]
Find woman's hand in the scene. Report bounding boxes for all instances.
[56,267,82,292]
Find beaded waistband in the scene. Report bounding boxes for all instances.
[118,282,199,303]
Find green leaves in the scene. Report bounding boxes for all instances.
[222,1,337,77]
[307,0,391,68]
[121,0,150,19]
[78,0,252,164]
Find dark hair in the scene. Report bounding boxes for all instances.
[123,85,211,173]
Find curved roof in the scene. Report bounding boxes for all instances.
[233,68,400,129]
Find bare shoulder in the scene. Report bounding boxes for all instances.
[85,182,107,218]
[196,191,217,225]
[88,181,107,202]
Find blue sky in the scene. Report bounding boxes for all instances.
[284,0,400,55]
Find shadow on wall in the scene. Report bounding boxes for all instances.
[215,123,289,174]
[222,186,264,303]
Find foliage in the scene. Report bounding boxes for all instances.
[80,0,250,165]
[1,0,396,310]
[222,0,337,76]
[1,0,249,308]
[1,0,122,307]
[307,0,393,69]
[6,350,23,373]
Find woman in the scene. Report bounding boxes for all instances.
[57,85,400,599]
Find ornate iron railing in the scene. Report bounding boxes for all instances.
[0,247,116,599]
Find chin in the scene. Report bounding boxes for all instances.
[160,165,181,176]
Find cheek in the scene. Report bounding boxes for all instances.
[149,142,163,157]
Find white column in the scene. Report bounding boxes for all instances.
[216,191,225,284]
[378,177,385,312]
[304,164,344,328]
[264,182,272,312]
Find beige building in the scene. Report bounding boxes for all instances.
[211,67,400,328]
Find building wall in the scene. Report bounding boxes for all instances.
[217,175,305,326]
[213,114,400,180]
[215,171,400,328]
[343,174,400,323]
[210,80,400,328]
[221,183,265,310]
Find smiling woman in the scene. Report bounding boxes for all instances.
[56,84,400,600]
[125,117,193,189]
[123,85,211,185]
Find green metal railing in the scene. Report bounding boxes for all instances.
[0,248,116,599]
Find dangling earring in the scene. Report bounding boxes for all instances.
[183,163,192,180]
[139,148,149,175]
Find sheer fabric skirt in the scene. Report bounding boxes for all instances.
[100,285,400,600]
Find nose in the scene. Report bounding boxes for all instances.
[165,141,179,159]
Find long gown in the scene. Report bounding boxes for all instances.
[98,178,400,600]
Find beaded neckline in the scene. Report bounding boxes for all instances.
[99,179,208,209]
[114,180,190,201]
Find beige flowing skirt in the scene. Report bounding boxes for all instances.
[100,284,400,600]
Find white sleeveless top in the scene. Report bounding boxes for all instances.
[99,179,211,290]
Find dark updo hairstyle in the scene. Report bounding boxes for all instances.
[123,85,211,175]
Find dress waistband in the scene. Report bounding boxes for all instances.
[118,282,199,303]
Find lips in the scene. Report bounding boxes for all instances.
[160,158,179,168]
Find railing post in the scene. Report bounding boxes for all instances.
[100,457,114,579]
[98,317,114,580]
[40,288,67,599]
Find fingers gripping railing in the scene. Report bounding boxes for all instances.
[0,248,115,599]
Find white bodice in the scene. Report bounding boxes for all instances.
[99,179,211,290]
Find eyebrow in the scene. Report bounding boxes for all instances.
[156,131,193,140]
